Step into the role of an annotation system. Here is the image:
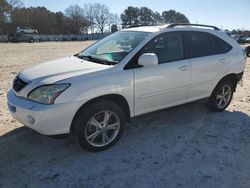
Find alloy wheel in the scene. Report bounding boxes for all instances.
[215,84,232,109]
[84,111,120,147]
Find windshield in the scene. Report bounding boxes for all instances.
[78,31,150,64]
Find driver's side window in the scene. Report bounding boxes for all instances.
[140,32,184,64]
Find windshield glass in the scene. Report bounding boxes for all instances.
[78,31,150,64]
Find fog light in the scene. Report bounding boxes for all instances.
[27,115,35,124]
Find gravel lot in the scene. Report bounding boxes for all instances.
[0,42,250,188]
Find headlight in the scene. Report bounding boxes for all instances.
[28,84,70,104]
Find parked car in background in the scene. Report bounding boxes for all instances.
[245,45,250,57]
[7,24,246,152]
[16,26,38,34]
[237,36,247,44]
[8,33,39,43]
[231,35,250,45]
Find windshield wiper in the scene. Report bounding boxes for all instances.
[93,57,118,65]
[75,54,96,62]
[75,54,117,65]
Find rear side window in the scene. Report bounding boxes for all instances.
[186,31,232,58]
[210,34,232,54]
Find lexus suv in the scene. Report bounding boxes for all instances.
[7,24,246,152]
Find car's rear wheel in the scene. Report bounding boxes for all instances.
[207,80,234,112]
[73,100,125,152]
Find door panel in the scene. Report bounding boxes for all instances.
[132,31,191,116]
[187,55,225,102]
[134,59,190,116]
[185,31,229,102]
[124,31,192,116]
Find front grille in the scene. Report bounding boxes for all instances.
[13,76,28,92]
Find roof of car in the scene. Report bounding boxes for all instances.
[122,23,220,33]
[123,25,162,33]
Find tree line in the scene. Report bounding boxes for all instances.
[121,6,189,28]
[1,0,190,35]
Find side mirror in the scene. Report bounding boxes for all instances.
[138,53,158,67]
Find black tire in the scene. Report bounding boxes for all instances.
[207,80,234,112]
[73,100,125,152]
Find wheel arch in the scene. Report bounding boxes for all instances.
[214,73,241,93]
[207,73,240,112]
[70,94,131,134]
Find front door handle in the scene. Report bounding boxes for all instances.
[179,65,189,71]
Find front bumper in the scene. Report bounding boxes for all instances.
[7,89,80,135]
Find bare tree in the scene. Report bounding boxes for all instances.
[107,13,121,33]
[92,3,111,33]
[7,0,23,9]
[83,3,94,34]
[65,5,89,34]
[110,13,121,29]
[65,5,82,20]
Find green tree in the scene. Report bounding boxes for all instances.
[138,7,155,26]
[11,6,74,34]
[121,7,189,28]
[53,12,65,34]
[111,24,118,33]
[162,10,189,24]
[121,6,140,28]
[11,7,52,34]
[0,0,11,34]
[153,11,163,25]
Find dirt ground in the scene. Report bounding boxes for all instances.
[0,42,250,188]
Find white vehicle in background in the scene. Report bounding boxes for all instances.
[16,26,38,34]
[8,24,246,152]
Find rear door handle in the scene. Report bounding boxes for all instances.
[179,65,189,71]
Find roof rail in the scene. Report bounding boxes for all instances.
[166,23,220,30]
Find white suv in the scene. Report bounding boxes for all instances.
[16,26,38,34]
[8,24,246,152]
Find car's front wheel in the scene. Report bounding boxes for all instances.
[207,80,234,112]
[73,100,125,152]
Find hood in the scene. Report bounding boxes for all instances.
[19,56,110,83]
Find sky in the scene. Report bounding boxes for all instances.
[22,0,250,30]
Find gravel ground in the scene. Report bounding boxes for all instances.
[0,42,250,188]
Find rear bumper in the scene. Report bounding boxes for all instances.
[237,72,244,82]
[7,88,80,135]
[236,72,244,86]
